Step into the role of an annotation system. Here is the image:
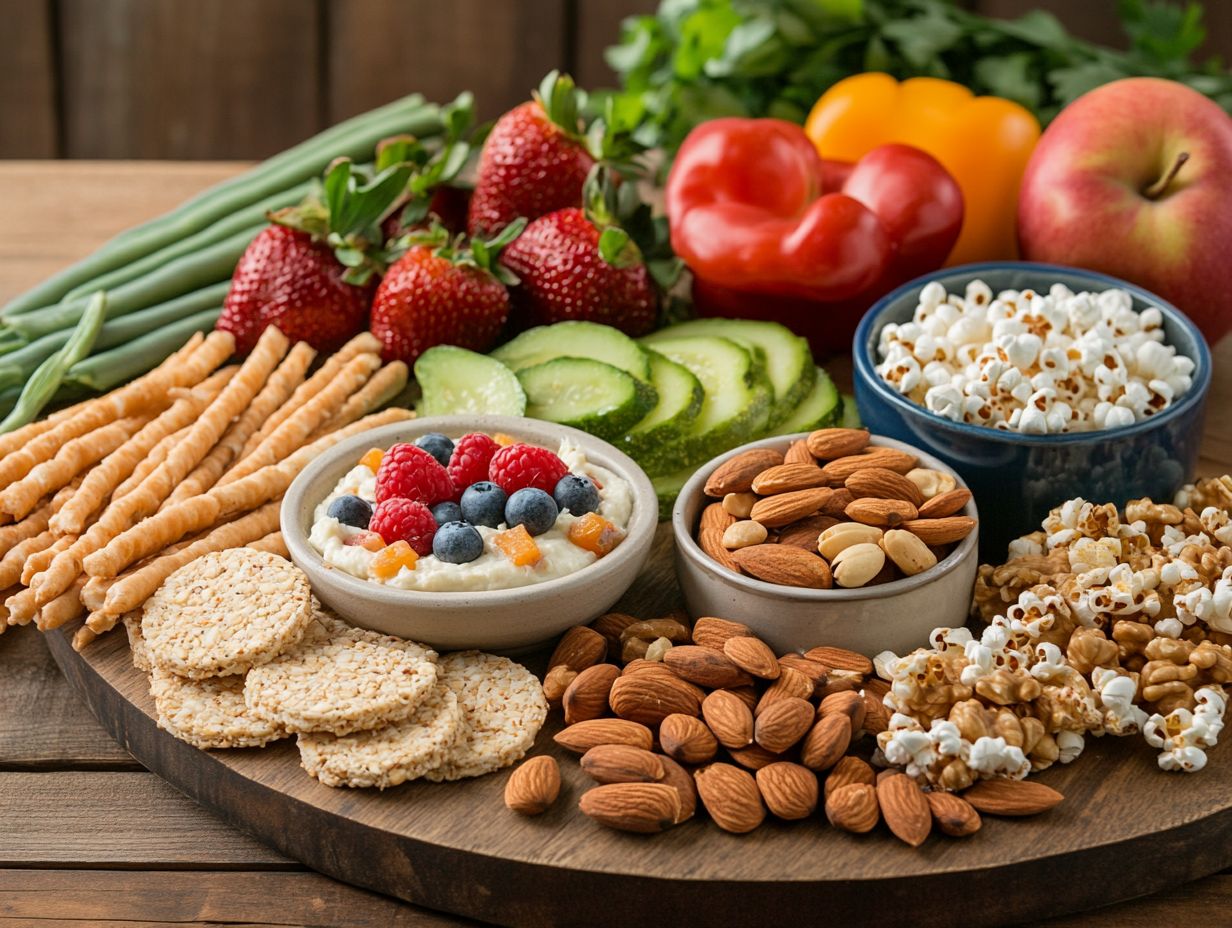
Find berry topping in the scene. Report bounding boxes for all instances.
[460,480,507,528]
[488,443,569,495]
[493,524,541,567]
[414,432,455,467]
[504,487,559,537]
[432,521,485,564]
[553,474,600,516]
[371,539,419,580]
[447,432,500,495]
[567,512,624,556]
[375,442,453,505]
[359,447,384,472]
[369,497,438,555]
[430,500,463,525]
[326,494,373,530]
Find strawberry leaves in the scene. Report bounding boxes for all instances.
[395,219,527,288]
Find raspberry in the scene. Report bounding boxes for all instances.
[369,498,438,555]
[375,442,453,505]
[488,443,569,495]
[447,432,500,497]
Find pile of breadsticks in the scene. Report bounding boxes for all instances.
[0,326,410,649]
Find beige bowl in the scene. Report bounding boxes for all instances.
[672,434,979,657]
[281,416,657,652]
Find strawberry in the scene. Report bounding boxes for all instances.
[467,72,595,237]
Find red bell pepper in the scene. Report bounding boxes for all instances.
[665,118,964,353]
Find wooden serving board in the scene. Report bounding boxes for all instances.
[47,526,1232,928]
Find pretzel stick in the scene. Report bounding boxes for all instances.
[0,503,53,559]
[86,408,412,578]
[0,398,93,462]
[113,425,189,499]
[5,587,37,627]
[314,361,409,435]
[51,368,236,534]
[220,353,380,484]
[246,531,288,558]
[80,575,109,613]
[0,584,21,632]
[36,578,86,631]
[165,342,315,505]
[0,530,55,589]
[72,624,96,651]
[23,534,76,585]
[239,331,381,459]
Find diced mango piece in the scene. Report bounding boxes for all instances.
[371,539,417,579]
[360,447,384,471]
[345,530,385,552]
[493,524,541,567]
[567,512,624,556]
[493,432,517,447]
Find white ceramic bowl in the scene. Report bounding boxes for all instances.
[281,416,658,652]
[672,434,979,656]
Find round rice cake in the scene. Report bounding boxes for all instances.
[423,651,548,782]
[123,612,151,673]
[142,549,313,679]
[244,620,438,736]
[297,685,462,789]
[150,667,285,749]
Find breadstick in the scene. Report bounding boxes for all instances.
[80,575,110,613]
[0,398,93,462]
[36,578,86,631]
[220,352,380,484]
[239,331,382,458]
[114,425,189,499]
[0,530,55,589]
[23,534,76,585]
[0,502,53,559]
[246,531,288,558]
[5,587,37,627]
[0,416,147,522]
[315,361,409,435]
[165,341,315,505]
[86,408,412,578]
[51,368,236,534]
[72,624,96,650]
[102,502,281,615]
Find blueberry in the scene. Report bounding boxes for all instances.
[430,500,463,525]
[461,480,507,528]
[432,521,484,564]
[504,487,558,537]
[413,432,455,466]
[553,474,600,516]
[326,494,373,530]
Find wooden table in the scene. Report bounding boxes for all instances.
[1,162,1229,928]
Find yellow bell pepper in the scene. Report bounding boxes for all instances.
[804,73,1041,266]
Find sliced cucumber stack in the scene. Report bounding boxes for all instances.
[414,345,526,417]
[518,357,657,441]
[492,320,652,382]
[621,350,704,471]
[839,393,862,429]
[774,367,842,433]
[651,466,695,521]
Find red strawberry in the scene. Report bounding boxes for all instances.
[467,72,595,237]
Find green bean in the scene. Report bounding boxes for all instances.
[0,292,108,433]
[64,307,221,394]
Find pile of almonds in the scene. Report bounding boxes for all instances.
[697,428,977,589]
[503,613,1064,844]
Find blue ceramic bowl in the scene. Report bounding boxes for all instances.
[853,262,1211,560]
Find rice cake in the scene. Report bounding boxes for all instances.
[150,667,285,749]
[123,612,151,673]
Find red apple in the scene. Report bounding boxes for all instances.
[1017,77,1232,346]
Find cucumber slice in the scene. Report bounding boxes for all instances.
[644,319,813,425]
[517,358,657,441]
[638,334,772,471]
[621,350,703,471]
[839,393,861,429]
[651,466,694,521]
[772,367,842,434]
[414,345,526,417]
[492,321,652,382]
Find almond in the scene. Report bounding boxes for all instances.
[750,487,833,528]
[581,744,665,784]
[691,616,751,650]
[880,528,938,576]
[548,625,607,671]
[754,696,814,753]
[845,496,918,527]
[722,491,757,518]
[819,488,854,518]
[926,791,982,836]
[562,663,620,725]
[756,665,814,715]
[817,522,884,560]
[783,439,815,465]
[700,501,738,533]
[777,653,829,689]
[864,677,890,700]
[723,635,780,680]
[962,778,1064,815]
[902,516,977,545]
[821,447,918,482]
[776,514,840,552]
[701,688,754,749]
[824,755,876,799]
[504,755,560,815]
[705,448,784,496]
[751,462,828,495]
[804,646,873,676]
[756,762,819,820]
[817,690,866,733]
[845,467,924,506]
[609,671,702,726]
[725,685,759,711]
[589,612,641,654]
[659,713,719,764]
[862,691,890,734]
[699,526,742,572]
[877,768,903,786]
[664,645,753,689]
[825,782,880,833]
[727,744,782,770]
[657,754,697,822]
[878,773,933,847]
[694,763,766,833]
[816,676,859,699]
[732,544,832,588]
[542,665,577,708]
[799,713,852,771]
[918,487,972,519]
[554,718,653,754]
[806,427,870,460]
[579,783,680,833]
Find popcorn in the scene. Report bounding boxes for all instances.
[1144,687,1227,771]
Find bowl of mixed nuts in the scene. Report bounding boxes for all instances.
[672,428,978,656]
